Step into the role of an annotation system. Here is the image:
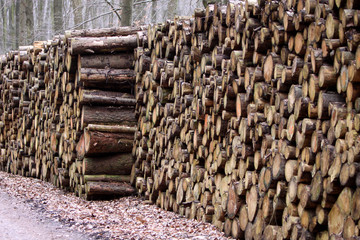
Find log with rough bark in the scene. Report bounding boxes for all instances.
[65,26,147,39]
[77,53,134,70]
[84,174,131,183]
[81,105,136,128]
[79,89,136,106]
[85,181,136,199]
[83,153,133,176]
[77,68,136,90]
[76,130,133,159]
[70,35,138,54]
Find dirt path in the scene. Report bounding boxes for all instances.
[0,188,91,240]
[0,172,228,240]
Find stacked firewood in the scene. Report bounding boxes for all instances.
[0,42,47,180]
[132,0,360,239]
[0,27,145,200]
[69,27,144,199]
[1,0,360,237]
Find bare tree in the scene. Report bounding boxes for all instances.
[15,0,20,47]
[167,0,177,20]
[0,0,205,53]
[0,0,5,52]
[122,0,133,26]
[151,0,157,23]
[71,0,83,30]
[24,0,34,43]
[54,0,64,35]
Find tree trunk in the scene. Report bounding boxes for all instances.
[71,0,83,30]
[122,0,133,26]
[24,0,34,43]
[53,0,63,35]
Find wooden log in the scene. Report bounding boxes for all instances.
[77,68,135,90]
[82,153,133,175]
[78,53,134,70]
[65,26,146,38]
[85,124,136,133]
[77,130,133,158]
[84,174,131,183]
[79,89,135,106]
[70,35,138,54]
[85,181,135,198]
[317,91,345,119]
[81,105,136,128]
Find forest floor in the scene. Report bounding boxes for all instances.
[0,171,229,240]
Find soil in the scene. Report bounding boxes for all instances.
[0,172,229,240]
[0,188,91,240]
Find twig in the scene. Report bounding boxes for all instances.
[133,0,156,6]
[104,0,122,21]
[70,9,121,30]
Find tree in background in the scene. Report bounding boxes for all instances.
[71,0,83,30]
[25,0,34,43]
[53,0,64,35]
[0,0,205,54]
[122,0,133,26]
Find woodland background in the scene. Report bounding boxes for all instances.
[0,0,227,54]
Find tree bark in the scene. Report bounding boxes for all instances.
[78,53,134,69]
[70,35,138,54]
[82,153,134,175]
[78,68,136,90]
[81,105,136,128]
[122,0,133,27]
[79,89,136,106]
[85,181,135,198]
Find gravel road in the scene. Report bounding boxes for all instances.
[0,188,91,240]
[0,172,228,240]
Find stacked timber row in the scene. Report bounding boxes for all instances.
[132,0,360,239]
[0,42,50,180]
[68,27,145,199]
[0,26,145,200]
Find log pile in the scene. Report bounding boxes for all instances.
[0,42,48,180]
[71,27,143,199]
[0,26,145,200]
[1,1,360,238]
[132,1,360,239]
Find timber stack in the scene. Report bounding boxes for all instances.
[1,0,360,238]
[0,26,146,200]
[131,0,360,239]
[68,27,145,199]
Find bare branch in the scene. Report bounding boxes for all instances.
[104,0,122,21]
[70,9,122,30]
[133,0,155,6]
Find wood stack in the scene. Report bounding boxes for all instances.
[69,27,145,199]
[132,1,360,239]
[0,43,48,180]
[1,1,360,238]
[0,27,145,200]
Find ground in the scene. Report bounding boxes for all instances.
[0,172,229,240]
[0,189,90,240]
